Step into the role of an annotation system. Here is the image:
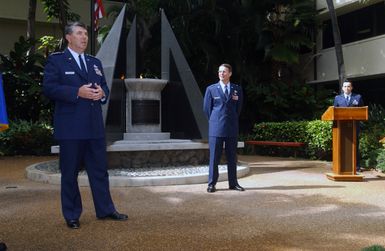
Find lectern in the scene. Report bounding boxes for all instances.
[321,106,368,181]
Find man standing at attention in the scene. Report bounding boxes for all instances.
[43,22,127,229]
[203,63,245,193]
[334,80,364,173]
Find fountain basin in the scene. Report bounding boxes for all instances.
[51,141,244,169]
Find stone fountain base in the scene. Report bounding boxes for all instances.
[108,149,209,168]
[43,140,248,186]
[107,139,210,168]
[25,160,249,187]
[50,140,244,169]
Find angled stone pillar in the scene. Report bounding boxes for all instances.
[161,10,208,139]
[126,16,137,78]
[96,4,126,124]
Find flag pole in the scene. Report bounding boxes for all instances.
[0,72,9,131]
[90,0,96,55]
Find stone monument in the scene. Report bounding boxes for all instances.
[47,6,246,182]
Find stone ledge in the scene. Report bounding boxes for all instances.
[51,141,245,153]
[25,161,250,187]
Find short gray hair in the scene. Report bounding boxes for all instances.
[65,22,87,35]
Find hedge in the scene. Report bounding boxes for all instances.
[247,120,332,159]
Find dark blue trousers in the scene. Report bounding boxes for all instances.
[208,136,239,187]
[59,138,115,220]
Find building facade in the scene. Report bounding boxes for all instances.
[308,0,385,104]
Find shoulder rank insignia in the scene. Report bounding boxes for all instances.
[93,64,103,76]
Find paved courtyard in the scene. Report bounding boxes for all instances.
[1,155,385,250]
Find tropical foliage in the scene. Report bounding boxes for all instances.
[0,37,51,122]
[0,0,336,155]
[0,0,79,123]
[360,104,385,169]
[99,0,328,125]
[0,120,53,156]
[40,0,80,50]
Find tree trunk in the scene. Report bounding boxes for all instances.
[326,0,345,91]
[58,0,67,50]
[27,0,37,55]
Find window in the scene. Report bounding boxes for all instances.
[322,2,385,49]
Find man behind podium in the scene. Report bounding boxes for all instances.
[333,80,364,172]
[43,22,127,229]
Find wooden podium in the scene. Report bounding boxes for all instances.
[321,106,368,181]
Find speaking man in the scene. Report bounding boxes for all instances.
[43,22,127,229]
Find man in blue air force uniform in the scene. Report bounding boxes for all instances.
[333,80,364,173]
[43,22,127,229]
[203,63,245,193]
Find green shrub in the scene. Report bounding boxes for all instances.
[360,104,385,168]
[361,245,385,251]
[248,120,332,159]
[305,120,332,159]
[0,36,53,122]
[360,130,382,168]
[247,104,385,162]
[0,120,54,155]
[375,149,385,172]
[251,121,308,142]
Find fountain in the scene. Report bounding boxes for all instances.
[106,77,212,169]
[124,78,168,140]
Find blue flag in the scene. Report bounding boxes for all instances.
[0,72,9,131]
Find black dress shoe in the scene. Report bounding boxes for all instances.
[207,185,216,193]
[66,219,80,229]
[0,242,7,251]
[229,185,245,191]
[99,211,128,221]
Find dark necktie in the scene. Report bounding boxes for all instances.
[78,54,87,74]
[225,85,229,98]
[346,95,350,104]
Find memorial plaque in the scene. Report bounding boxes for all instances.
[132,100,160,124]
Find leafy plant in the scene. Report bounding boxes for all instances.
[245,80,331,121]
[0,120,54,156]
[0,36,52,122]
[41,0,80,22]
[305,120,332,159]
[38,35,62,57]
[360,104,385,168]
[248,120,332,159]
[40,0,80,50]
[265,0,318,65]
[361,245,385,251]
[374,149,385,172]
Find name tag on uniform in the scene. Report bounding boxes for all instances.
[65,71,75,75]
[214,96,220,99]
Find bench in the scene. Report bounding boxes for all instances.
[244,140,305,157]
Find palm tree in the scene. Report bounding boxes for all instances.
[265,0,317,82]
[27,0,37,55]
[325,0,345,90]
